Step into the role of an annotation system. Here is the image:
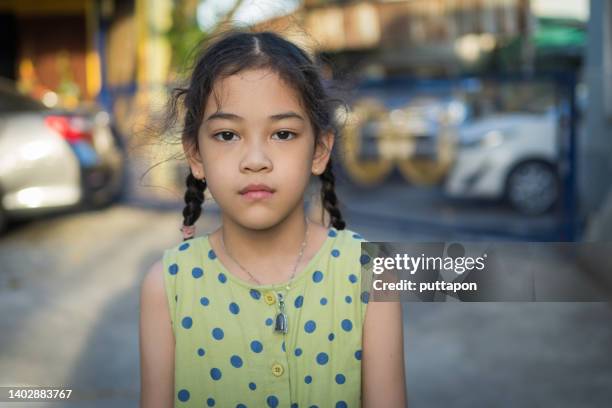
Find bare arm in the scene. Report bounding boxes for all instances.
[362,301,407,407]
[139,260,175,408]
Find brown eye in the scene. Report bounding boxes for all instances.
[272,131,297,141]
[214,131,239,142]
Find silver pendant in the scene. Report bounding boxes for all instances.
[274,312,288,334]
[274,292,288,334]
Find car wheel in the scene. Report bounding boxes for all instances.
[506,160,559,215]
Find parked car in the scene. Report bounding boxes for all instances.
[0,79,125,232]
[445,110,560,214]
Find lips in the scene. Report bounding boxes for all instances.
[239,184,275,200]
[239,184,275,194]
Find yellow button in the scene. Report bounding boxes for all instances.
[271,363,284,377]
[264,292,276,305]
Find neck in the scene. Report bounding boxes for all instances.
[218,206,309,282]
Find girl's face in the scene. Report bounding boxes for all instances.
[185,68,333,230]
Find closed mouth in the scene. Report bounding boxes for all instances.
[239,184,275,194]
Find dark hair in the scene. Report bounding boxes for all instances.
[168,28,346,240]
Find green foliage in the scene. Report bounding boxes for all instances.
[167,0,209,77]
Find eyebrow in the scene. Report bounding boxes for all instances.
[204,111,305,123]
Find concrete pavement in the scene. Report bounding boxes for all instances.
[0,203,611,407]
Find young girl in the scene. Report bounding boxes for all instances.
[139,29,406,408]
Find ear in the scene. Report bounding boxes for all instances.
[312,131,334,176]
[182,138,206,179]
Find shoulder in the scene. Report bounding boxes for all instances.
[140,260,166,304]
[163,238,201,257]
[140,258,176,333]
[140,259,174,335]
[330,227,367,260]
[334,227,365,240]
[161,237,207,270]
[333,227,366,246]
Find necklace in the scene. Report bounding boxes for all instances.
[219,219,310,334]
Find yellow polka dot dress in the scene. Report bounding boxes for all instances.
[162,228,370,408]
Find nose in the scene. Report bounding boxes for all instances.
[239,138,273,173]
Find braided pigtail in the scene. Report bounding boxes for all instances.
[181,171,207,241]
[319,158,346,230]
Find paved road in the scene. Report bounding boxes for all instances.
[0,202,610,407]
[336,180,566,241]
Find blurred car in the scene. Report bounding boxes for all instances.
[445,110,560,214]
[0,79,125,232]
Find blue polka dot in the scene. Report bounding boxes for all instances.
[304,320,316,333]
[294,295,304,308]
[341,319,353,332]
[197,348,205,357]
[352,233,363,239]
[181,316,192,329]
[312,270,323,283]
[177,389,190,401]
[218,273,227,283]
[316,352,329,365]
[250,289,261,300]
[207,398,215,406]
[331,249,340,257]
[335,374,346,384]
[348,274,357,283]
[168,263,178,275]
[200,296,210,306]
[179,243,190,251]
[251,340,263,353]
[361,291,370,304]
[320,297,328,305]
[328,229,337,237]
[328,333,335,341]
[310,405,319,408]
[208,249,217,259]
[360,254,371,265]
[304,375,312,384]
[210,367,222,380]
[248,382,256,390]
[192,267,203,278]
[291,405,298,408]
[336,402,347,408]
[281,341,286,352]
[345,295,352,304]
[229,302,240,315]
[294,348,303,356]
[236,404,247,408]
[355,349,362,360]
[265,318,273,326]
[266,395,279,408]
[230,355,243,368]
[212,328,224,340]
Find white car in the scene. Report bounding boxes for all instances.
[0,79,125,232]
[445,110,560,214]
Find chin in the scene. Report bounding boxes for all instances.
[231,208,288,231]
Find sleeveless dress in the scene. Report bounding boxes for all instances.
[161,227,370,408]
